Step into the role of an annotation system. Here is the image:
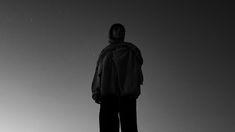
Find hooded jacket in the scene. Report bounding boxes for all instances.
[92,42,143,102]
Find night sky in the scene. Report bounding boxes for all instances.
[0,1,234,132]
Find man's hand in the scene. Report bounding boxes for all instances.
[95,99,102,104]
[93,95,101,104]
[95,96,102,104]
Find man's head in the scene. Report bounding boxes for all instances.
[109,23,125,43]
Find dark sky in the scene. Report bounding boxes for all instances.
[0,1,234,132]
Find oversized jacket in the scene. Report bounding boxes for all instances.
[92,42,143,102]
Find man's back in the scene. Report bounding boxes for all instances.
[99,42,143,98]
[92,41,143,101]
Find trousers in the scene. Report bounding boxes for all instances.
[99,96,138,132]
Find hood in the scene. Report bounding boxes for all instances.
[109,23,125,43]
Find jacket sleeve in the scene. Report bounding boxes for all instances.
[91,60,102,102]
[136,48,144,85]
[139,67,144,85]
[129,44,144,86]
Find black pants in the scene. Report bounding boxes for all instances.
[99,96,138,132]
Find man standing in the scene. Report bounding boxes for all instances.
[92,23,143,132]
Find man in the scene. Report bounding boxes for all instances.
[92,23,143,132]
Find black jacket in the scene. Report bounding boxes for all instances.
[92,42,143,103]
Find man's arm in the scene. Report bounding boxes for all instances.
[91,62,102,104]
[139,68,144,85]
[136,47,143,85]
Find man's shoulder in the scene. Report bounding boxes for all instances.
[123,42,140,52]
[124,42,143,65]
[97,44,117,64]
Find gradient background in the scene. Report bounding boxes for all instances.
[0,0,234,132]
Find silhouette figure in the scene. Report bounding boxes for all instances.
[92,23,143,132]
